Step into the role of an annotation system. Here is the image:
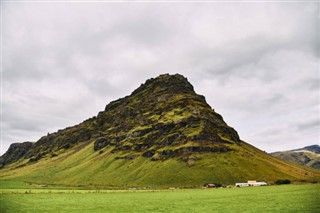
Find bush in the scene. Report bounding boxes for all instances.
[213,183,223,187]
[275,179,291,185]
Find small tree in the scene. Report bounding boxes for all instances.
[275,179,291,185]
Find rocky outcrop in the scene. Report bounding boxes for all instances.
[149,146,231,161]
[0,142,33,168]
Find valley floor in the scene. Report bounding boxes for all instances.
[1,183,319,213]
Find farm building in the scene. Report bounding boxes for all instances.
[203,183,216,188]
[235,180,267,187]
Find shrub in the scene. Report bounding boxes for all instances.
[275,179,291,185]
[213,183,223,187]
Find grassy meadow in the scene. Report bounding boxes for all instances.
[1,181,319,213]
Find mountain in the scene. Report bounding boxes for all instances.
[293,145,320,153]
[270,145,320,170]
[1,74,319,188]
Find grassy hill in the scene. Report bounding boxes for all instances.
[1,139,319,188]
[271,145,320,170]
[1,74,319,188]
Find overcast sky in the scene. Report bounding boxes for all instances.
[1,1,319,154]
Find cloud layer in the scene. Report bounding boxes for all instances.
[2,2,319,154]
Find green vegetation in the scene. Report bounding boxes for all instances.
[275,179,291,185]
[1,184,319,212]
[0,180,37,189]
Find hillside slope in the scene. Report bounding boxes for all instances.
[271,145,320,170]
[1,74,319,188]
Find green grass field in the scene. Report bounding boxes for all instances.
[1,181,319,213]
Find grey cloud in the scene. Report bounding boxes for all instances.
[1,2,319,154]
[297,120,320,132]
[186,3,318,83]
[260,94,288,107]
[304,78,320,91]
[195,36,282,81]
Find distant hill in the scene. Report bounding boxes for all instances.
[1,74,319,188]
[270,145,320,170]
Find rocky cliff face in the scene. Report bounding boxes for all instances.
[0,142,33,168]
[93,74,240,161]
[0,74,240,167]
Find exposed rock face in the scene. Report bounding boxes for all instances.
[0,74,241,168]
[91,74,240,160]
[0,142,33,168]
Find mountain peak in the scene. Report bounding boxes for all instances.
[94,73,241,159]
[131,73,195,97]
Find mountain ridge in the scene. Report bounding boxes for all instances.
[1,74,240,167]
[1,74,319,188]
[270,145,320,170]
